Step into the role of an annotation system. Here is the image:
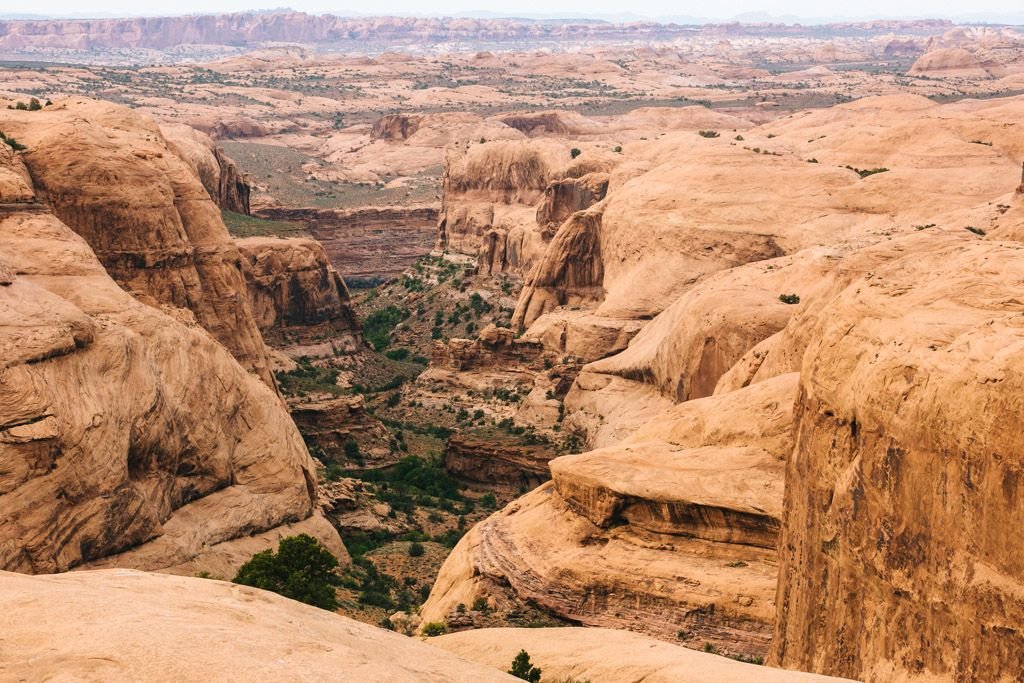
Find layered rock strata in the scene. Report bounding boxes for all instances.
[0,141,342,576]
[235,236,359,349]
[1,100,274,386]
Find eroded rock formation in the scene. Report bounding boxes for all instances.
[371,113,423,141]
[235,236,359,348]
[1,99,275,386]
[423,374,800,659]
[444,433,554,490]
[0,142,341,577]
[771,234,1024,682]
[256,205,438,280]
[163,123,252,214]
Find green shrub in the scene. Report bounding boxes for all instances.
[422,622,448,637]
[778,293,800,305]
[233,534,341,611]
[508,650,542,682]
[344,439,362,462]
[0,130,26,151]
[408,541,425,557]
[480,492,498,509]
[698,130,720,138]
[363,305,409,351]
[385,347,410,361]
[845,165,888,178]
[570,148,581,159]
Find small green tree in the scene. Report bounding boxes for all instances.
[408,541,425,557]
[570,148,581,159]
[509,650,542,682]
[233,534,341,611]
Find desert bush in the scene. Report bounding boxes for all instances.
[233,534,341,611]
[508,650,542,682]
[422,622,448,637]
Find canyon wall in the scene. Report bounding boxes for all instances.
[256,205,437,281]
[0,140,342,578]
[1,100,275,386]
[235,236,359,348]
[163,123,252,215]
[771,234,1024,682]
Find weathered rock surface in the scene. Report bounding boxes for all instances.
[0,147,341,575]
[435,627,857,683]
[424,374,799,658]
[431,324,541,371]
[370,113,423,141]
[1,99,275,386]
[235,236,359,348]
[257,205,438,280]
[290,394,395,469]
[0,569,514,682]
[771,233,1024,682]
[444,432,554,490]
[163,123,252,214]
[535,172,609,233]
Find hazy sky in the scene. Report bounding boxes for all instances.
[3,0,1023,21]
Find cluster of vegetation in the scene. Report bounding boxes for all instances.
[698,130,720,138]
[363,305,410,351]
[220,209,307,238]
[7,97,45,111]
[0,130,26,152]
[965,226,986,236]
[778,293,801,305]
[509,650,542,682]
[274,357,341,397]
[233,534,341,611]
[845,165,889,178]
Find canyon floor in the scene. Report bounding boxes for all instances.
[3,11,1024,683]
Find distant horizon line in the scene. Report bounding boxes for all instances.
[1,8,1023,26]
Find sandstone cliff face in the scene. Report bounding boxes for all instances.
[535,172,608,233]
[235,236,359,348]
[0,146,342,576]
[1,100,274,387]
[162,123,252,215]
[771,233,1024,682]
[438,139,574,269]
[0,570,514,682]
[444,433,554,490]
[257,205,438,280]
[370,113,423,141]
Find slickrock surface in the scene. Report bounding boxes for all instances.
[0,569,514,682]
[0,99,275,386]
[0,140,341,575]
[771,233,1024,682]
[235,236,359,348]
[434,627,858,683]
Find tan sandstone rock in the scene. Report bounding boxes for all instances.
[0,99,275,386]
[0,146,340,576]
[434,627,857,683]
[0,569,514,682]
